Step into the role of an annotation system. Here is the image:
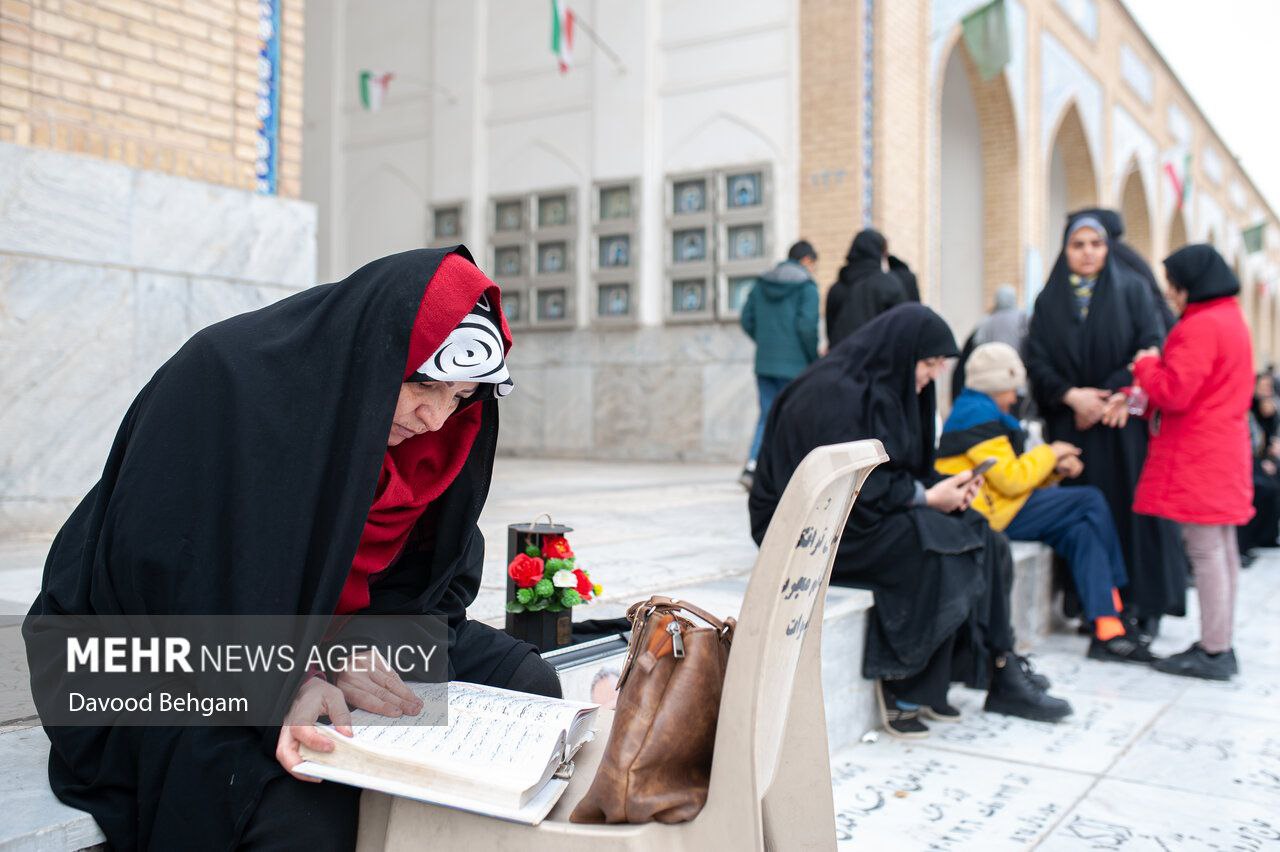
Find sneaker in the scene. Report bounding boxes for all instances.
[876,681,930,739]
[1240,550,1257,569]
[1152,643,1235,681]
[1015,654,1051,691]
[1087,635,1160,665]
[737,461,756,492]
[1223,648,1240,676]
[921,702,962,723]
[984,654,1073,722]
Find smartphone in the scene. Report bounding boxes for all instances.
[969,458,997,480]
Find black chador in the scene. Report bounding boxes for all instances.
[1024,214,1188,624]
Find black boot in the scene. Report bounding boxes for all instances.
[984,654,1073,722]
[1087,634,1160,664]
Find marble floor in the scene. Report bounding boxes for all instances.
[2,459,1279,850]
[832,549,1280,851]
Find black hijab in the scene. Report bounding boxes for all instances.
[24,246,506,849]
[1026,211,1163,408]
[1072,206,1175,333]
[1164,243,1240,303]
[888,254,921,302]
[826,229,908,345]
[750,304,958,542]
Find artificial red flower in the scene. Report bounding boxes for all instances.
[541,534,574,559]
[508,554,545,588]
[573,568,593,598]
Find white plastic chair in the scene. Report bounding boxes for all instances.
[356,440,888,852]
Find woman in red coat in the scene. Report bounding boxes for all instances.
[1112,244,1253,680]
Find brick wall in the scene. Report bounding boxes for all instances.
[0,0,303,196]
[797,0,861,298]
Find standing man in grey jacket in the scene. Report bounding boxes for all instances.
[738,240,820,490]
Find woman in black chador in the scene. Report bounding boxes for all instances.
[1024,214,1188,640]
[24,248,559,849]
[825,228,908,347]
[749,304,1071,738]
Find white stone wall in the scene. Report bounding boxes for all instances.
[0,143,317,536]
[304,0,799,462]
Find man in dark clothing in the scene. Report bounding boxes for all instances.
[826,228,908,346]
[739,240,820,490]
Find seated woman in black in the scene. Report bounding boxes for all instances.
[1240,372,1280,561]
[748,304,1071,737]
[24,248,559,849]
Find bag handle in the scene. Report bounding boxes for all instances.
[625,595,734,637]
[615,595,735,692]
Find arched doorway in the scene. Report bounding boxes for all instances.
[938,42,1020,344]
[1045,103,1099,265]
[1118,162,1153,263]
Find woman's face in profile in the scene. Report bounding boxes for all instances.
[1066,227,1108,278]
[388,381,480,445]
[915,357,948,394]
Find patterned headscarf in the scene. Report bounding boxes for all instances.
[408,293,514,401]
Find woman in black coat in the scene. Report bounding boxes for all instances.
[1024,213,1188,641]
[749,304,1071,738]
[24,248,559,849]
[825,229,908,346]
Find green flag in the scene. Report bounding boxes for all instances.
[1243,222,1266,254]
[962,0,1010,81]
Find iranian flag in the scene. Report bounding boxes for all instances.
[551,0,574,73]
[359,70,394,112]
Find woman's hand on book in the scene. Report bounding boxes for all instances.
[332,650,424,719]
[277,675,353,781]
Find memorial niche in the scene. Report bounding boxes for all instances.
[599,234,630,268]
[598,283,629,317]
[726,171,761,208]
[674,228,707,263]
[537,288,567,321]
[600,185,632,220]
[495,245,522,277]
[495,200,523,232]
[674,179,707,214]
[728,224,764,260]
[538,194,569,228]
[433,206,461,239]
[537,241,567,274]
[673,279,707,313]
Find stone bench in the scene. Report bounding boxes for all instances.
[1,543,1056,850]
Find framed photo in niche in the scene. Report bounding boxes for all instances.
[537,288,568,322]
[726,171,762,209]
[599,234,630,268]
[597,283,630,318]
[673,179,707,215]
[537,241,568,274]
[673,228,707,264]
[505,292,523,324]
[727,224,764,261]
[495,245,523,277]
[672,279,708,314]
[433,206,461,240]
[495,200,524,232]
[727,276,756,312]
[538,194,569,228]
[600,185,632,221]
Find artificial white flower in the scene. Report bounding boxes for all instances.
[552,570,577,588]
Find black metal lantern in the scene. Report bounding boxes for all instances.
[504,516,575,652]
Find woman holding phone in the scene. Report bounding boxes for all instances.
[749,305,1072,739]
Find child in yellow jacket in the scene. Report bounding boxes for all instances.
[937,343,1153,665]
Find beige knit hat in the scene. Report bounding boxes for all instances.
[966,342,1026,394]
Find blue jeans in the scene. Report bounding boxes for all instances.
[749,374,790,463]
[1005,486,1128,621]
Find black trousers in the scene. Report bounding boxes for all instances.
[237,621,560,850]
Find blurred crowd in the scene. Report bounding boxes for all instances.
[740,207,1263,738]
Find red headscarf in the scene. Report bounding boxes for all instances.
[336,253,512,614]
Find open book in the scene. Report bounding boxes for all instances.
[294,681,598,825]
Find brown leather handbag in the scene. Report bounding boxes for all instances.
[570,595,736,824]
